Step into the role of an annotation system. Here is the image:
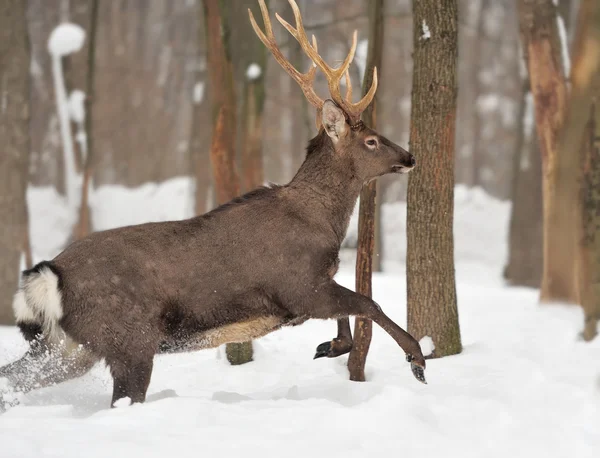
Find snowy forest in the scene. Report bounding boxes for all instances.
[0,0,599,456]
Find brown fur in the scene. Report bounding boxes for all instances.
[3,102,425,407]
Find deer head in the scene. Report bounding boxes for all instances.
[248,0,415,181]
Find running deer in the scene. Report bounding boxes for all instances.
[0,0,425,409]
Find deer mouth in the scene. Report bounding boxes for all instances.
[391,165,414,174]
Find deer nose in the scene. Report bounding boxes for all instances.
[409,155,416,167]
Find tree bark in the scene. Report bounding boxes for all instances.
[518,0,577,303]
[203,0,251,364]
[406,0,462,358]
[347,0,384,382]
[0,0,31,324]
[579,100,600,341]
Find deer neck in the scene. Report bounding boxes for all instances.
[288,133,363,245]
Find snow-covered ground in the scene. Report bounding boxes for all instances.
[2,181,599,458]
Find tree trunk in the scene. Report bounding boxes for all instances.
[203,0,252,365]
[518,0,577,303]
[347,0,384,382]
[235,1,268,193]
[192,4,212,215]
[72,0,99,241]
[406,0,462,358]
[579,100,600,341]
[566,0,600,340]
[504,79,544,288]
[0,0,31,324]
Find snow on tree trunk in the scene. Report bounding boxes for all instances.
[48,22,85,213]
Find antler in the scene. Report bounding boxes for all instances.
[248,0,323,110]
[249,0,377,127]
[275,0,378,125]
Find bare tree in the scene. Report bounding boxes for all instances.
[518,0,577,303]
[0,0,31,324]
[203,0,252,365]
[406,0,462,357]
[347,0,385,382]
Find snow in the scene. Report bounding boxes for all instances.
[1,181,599,457]
[419,336,435,357]
[193,82,205,104]
[68,90,86,124]
[246,63,262,80]
[556,14,571,76]
[421,20,431,40]
[47,23,85,57]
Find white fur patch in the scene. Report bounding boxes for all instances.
[12,290,35,323]
[21,266,64,342]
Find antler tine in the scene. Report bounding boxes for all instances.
[356,66,378,114]
[344,69,352,103]
[248,0,323,109]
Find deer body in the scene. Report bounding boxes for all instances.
[1,0,426,409]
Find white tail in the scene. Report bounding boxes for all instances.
[13,266,64,344]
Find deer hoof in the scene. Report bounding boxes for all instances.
[313,339,352,359]
[410,361,427,384]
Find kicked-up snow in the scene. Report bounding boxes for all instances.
[1,182,598,457]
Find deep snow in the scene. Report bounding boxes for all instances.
[1,181,599,458]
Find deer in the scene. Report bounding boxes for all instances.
[0,0,426,410]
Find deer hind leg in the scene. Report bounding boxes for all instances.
[0,337,98,409]
[308,281,427,383]
[313,318,353,359]
[108,355,154,407]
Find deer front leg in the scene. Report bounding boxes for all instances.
[310,281,427,384]
[313,318,353,359]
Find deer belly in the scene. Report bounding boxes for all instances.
[167,316,284,352]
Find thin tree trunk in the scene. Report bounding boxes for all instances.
[518,0,577,303]
[347,0,384,382]
[73,0,98,241]
[203,0,251,364]
[406,0,462,358]
[0,0,31,324]
[579,100,600,341]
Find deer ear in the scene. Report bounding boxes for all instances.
[321,100,347,143]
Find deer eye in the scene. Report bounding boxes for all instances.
[365,138,378,148]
